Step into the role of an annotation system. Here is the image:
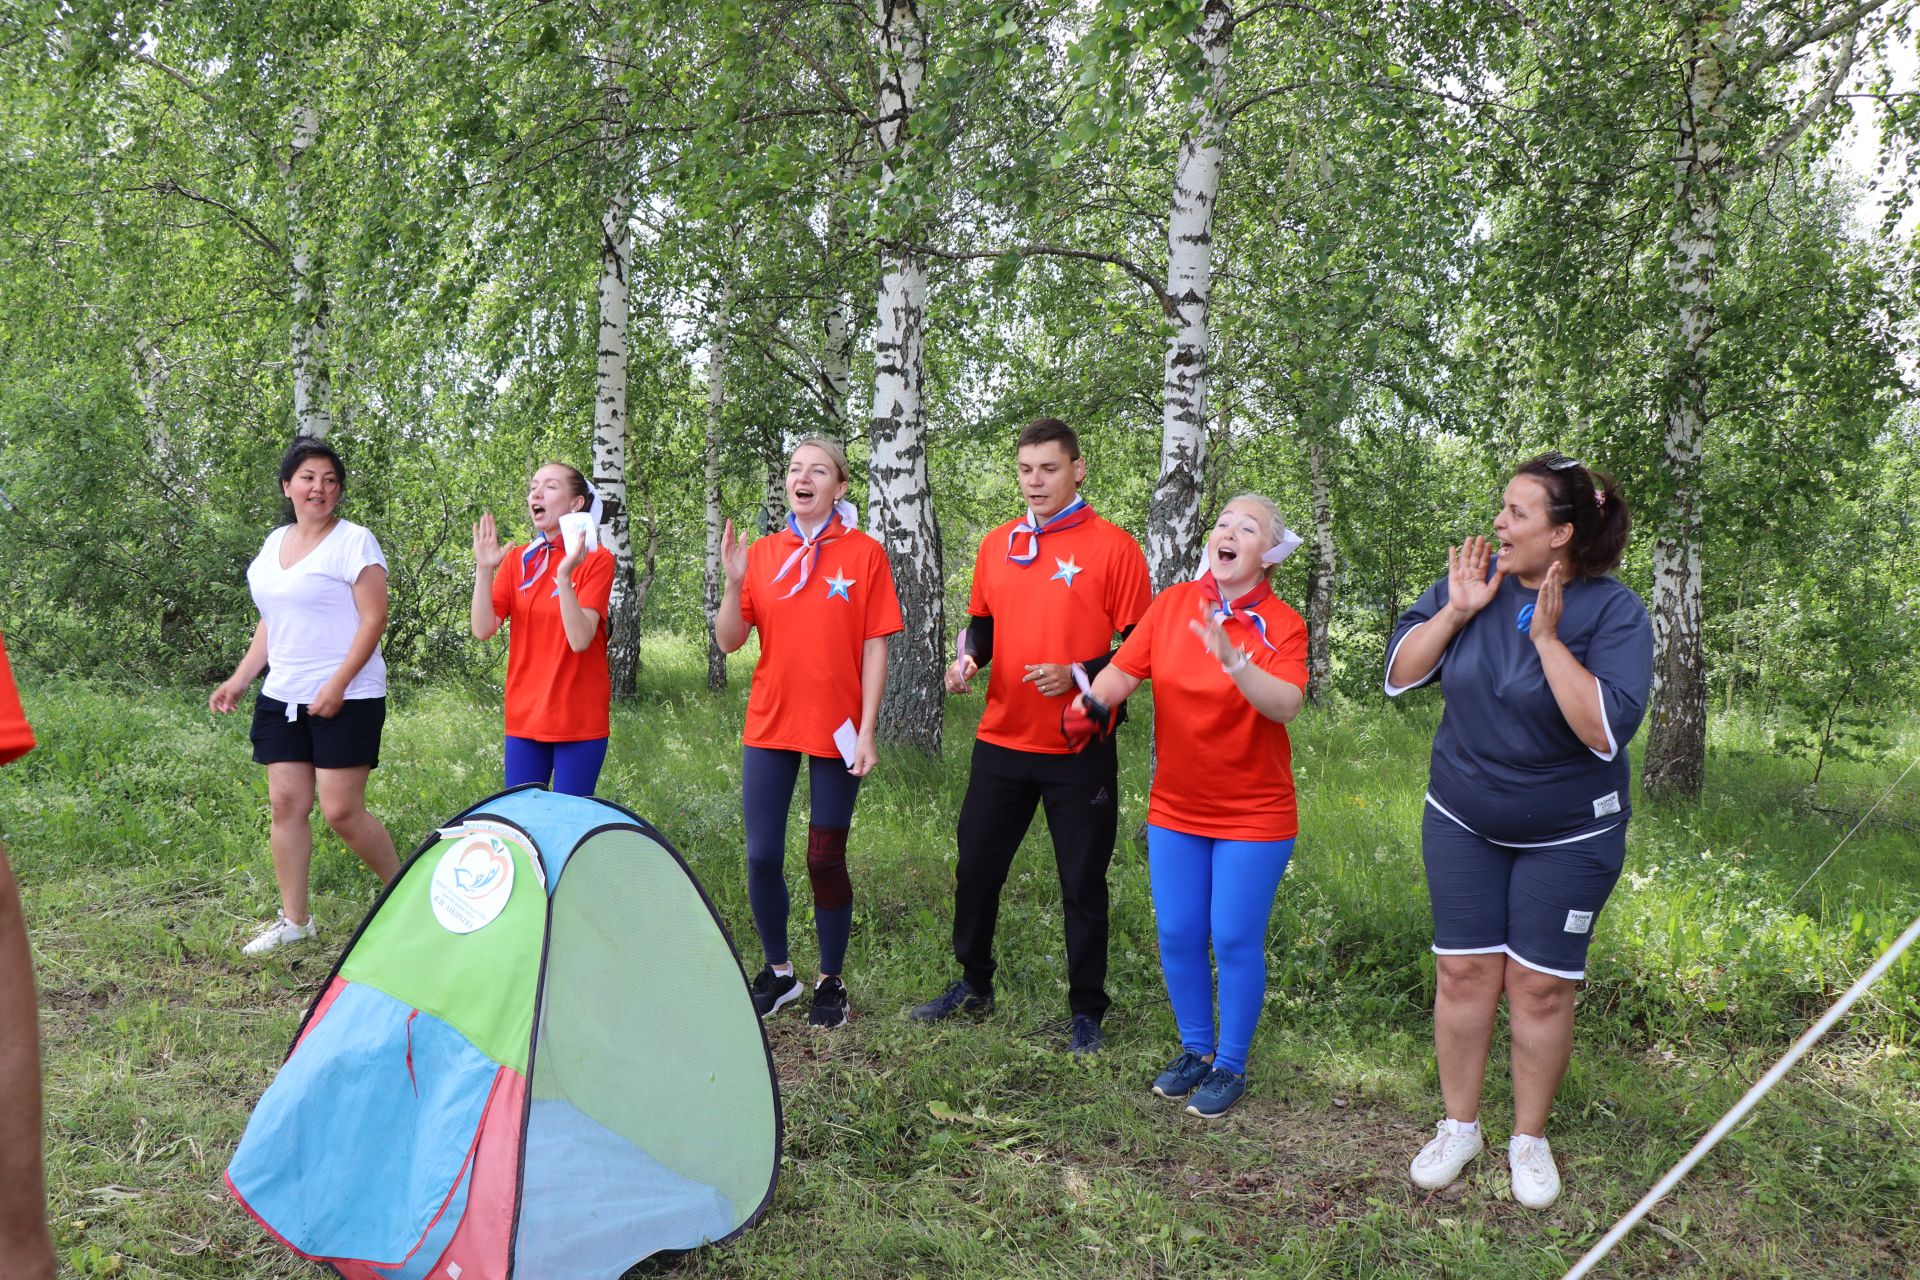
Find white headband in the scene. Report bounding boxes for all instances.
[1194,524,1304,579]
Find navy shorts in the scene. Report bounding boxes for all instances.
[250,695,385,770]
[1420,802,1625,979]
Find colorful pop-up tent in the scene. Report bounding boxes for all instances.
[226,786,780,1279]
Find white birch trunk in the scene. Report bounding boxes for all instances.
[594,67,641,701]
[1306,434,1336,701]
[868,0,944,752]
[1147,0,1232,588]
[1644,17,1727,800]
[285,105,330,440]
[704,282,734,692]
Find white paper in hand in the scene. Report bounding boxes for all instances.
[833,718,859,768]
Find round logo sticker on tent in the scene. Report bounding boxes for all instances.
[429,832,518,933]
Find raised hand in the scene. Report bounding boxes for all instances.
[721,519,749,586]
[557,537,586,583]
[473,513,506,573]
[1531,561,1564,644]
[1445,535,1507,618]
[1188,601,1244,670]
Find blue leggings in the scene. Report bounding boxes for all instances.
[504,736,609,797]
[1147,825,1296,1076]
[742,746,863,975]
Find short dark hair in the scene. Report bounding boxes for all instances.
[1512,453,1631,578]
[278,439,345,491]
[1016,417,1080,460]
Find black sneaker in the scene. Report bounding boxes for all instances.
[1068,1014,1105,1054]
[908,978,994,1022]
[808,976,850,1029]
[749,966,802,1018]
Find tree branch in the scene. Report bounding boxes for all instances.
[1748,0,1892,73]
[1743,27,1858,177]
[133,53,270,148]
[139,179,285,257]
[896,241,1175,315]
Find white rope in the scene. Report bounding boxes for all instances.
[1559,908,1920,1280]
[1789,753,1920,903]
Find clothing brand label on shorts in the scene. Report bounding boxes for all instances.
[1564,909,1594,934]
[429,830,520,934]
[1592,790,1621,818]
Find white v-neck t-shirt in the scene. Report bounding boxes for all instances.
[246,520,389,708]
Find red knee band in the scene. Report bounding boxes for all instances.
[805,825,853,911]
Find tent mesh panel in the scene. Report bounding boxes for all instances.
[516,825,775,1266]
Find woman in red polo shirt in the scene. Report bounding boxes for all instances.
[714,437,902,1030]
[1071,494,1308,1117]
[471,462,615,796]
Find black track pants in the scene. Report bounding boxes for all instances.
[951,736,1119,1019]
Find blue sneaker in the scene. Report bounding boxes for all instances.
[1068,1014,1105,1054]
[1184,1068,1247,1119]
[1151,1050,1213,1099]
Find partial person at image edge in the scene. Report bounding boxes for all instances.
[0,625,59,1280]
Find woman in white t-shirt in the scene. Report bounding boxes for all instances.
[211,441,400,955]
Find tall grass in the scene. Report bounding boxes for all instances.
[3,643,1917,1278]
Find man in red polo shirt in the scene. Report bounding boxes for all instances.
[0,628,55,1279]
[909,419,1152,1051]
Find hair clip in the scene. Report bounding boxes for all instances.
[1546,454,1582,471]
[1595,491,1606,508]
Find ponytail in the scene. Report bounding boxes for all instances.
[1514,453,1631,578]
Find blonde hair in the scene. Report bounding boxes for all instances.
[791,437,850,483]
[1223,493,1290,568]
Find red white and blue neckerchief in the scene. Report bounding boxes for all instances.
[1199,571,1279,653]
[1007,497,1092,566]
[518,533,562,597]
[771,500,857,599]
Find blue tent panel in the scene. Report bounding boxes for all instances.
[229,983,498,1265]
[513,1098,737,1277]
[460,788,617,890]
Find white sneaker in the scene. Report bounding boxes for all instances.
[243,912,316,956]
[1508,1134,1561,1208]
[1410,1119,1483,1190]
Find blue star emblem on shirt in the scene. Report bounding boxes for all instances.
[824,570,854,600]
[1051,555,1083,587]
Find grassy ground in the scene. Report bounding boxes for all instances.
[4,638,1918,1279]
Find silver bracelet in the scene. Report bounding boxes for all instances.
[1221,649,1251,675]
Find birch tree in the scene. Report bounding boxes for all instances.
[867,0,945,752]
[1147,0,1233,587]
[1642,2,1891,798]
[704,280,734,692]
[282,103,330,440]
[594,45,643,699]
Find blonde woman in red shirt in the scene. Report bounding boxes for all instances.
[715,438,902,1029]
[1069,495,1309,1118]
